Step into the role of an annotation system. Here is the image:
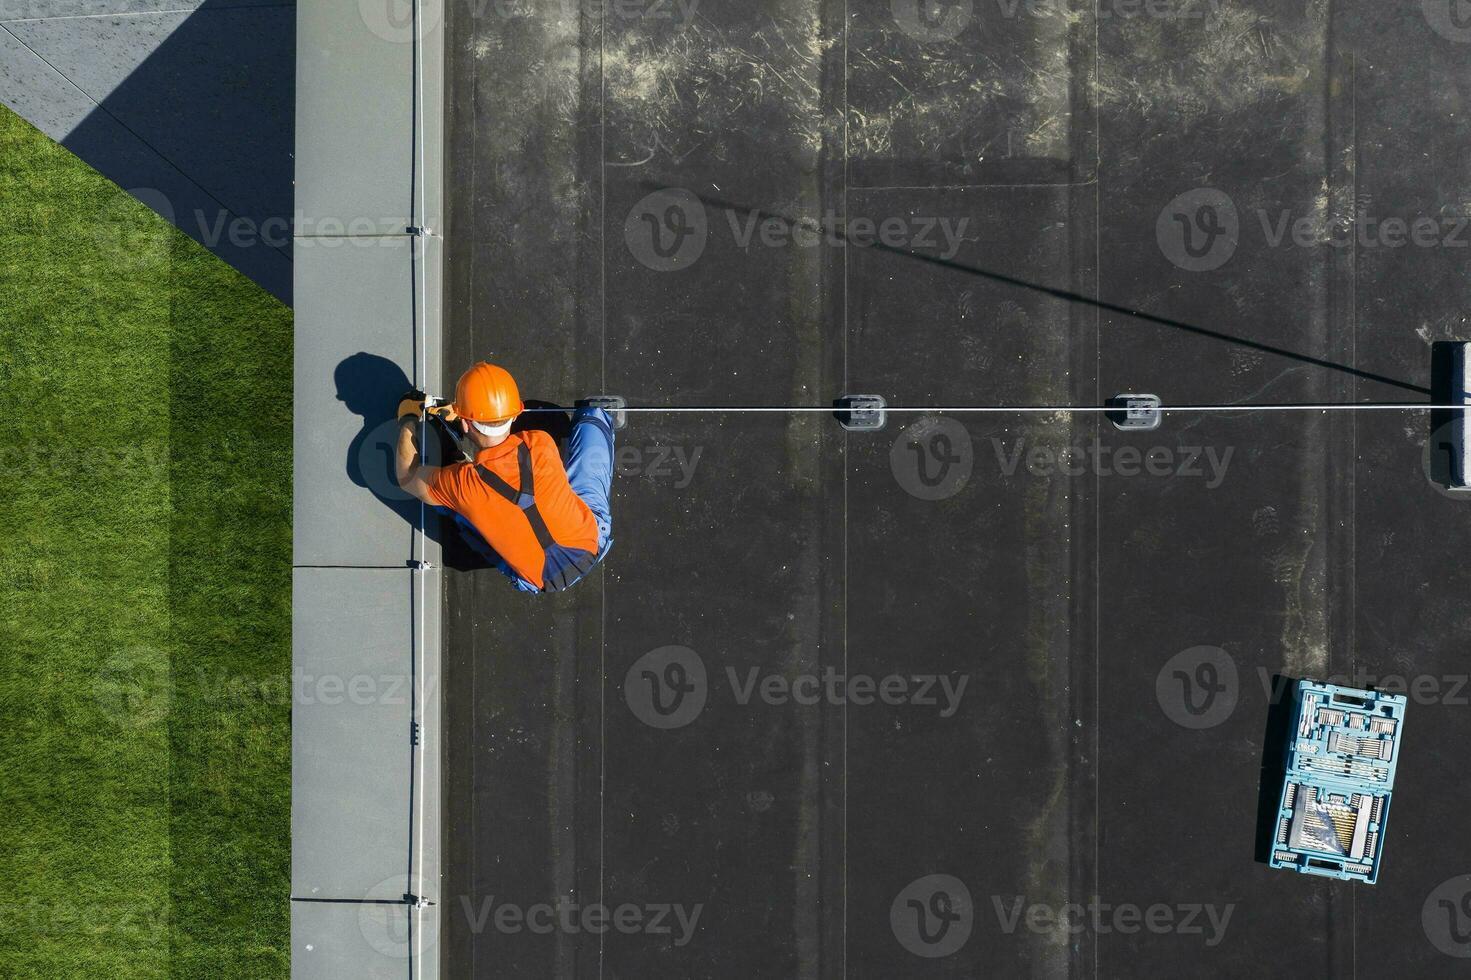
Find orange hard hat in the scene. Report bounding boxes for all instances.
[451,361,523,422]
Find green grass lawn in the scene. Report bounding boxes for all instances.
[0,104,291,976]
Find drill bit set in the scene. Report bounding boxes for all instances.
[1270,681,1406,884]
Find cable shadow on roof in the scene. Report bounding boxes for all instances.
[651,183,1429,398]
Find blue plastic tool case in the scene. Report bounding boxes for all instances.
[1270,680,1407,884]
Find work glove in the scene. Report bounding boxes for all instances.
[397,389,428,420]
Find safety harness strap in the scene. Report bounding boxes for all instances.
[474,443,557,551]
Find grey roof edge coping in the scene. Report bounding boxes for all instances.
[291,900,441,979]
[293,1,443,976]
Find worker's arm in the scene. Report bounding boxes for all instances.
[395,406,441,504]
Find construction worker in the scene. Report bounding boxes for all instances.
[394,362,614,592]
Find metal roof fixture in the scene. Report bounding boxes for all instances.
[834,394,888,431]
[1106,393,1162,431]
[579,395,628,431]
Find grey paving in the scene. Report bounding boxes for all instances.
[0,20,85,131]
[295,0,417,236]
[292,898,439,979]
[416,0,443,235]
[0,0,283,18]
[293,234,420,568]
[7,7,294,235]
[291,566,416,899]
[0,0,294,301]
[291,2,444,976]
[436,1,1471,978]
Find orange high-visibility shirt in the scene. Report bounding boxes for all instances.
[426,431,598,588]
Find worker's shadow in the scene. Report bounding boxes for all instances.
[335,352,478,569]
[335,352,576,572]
